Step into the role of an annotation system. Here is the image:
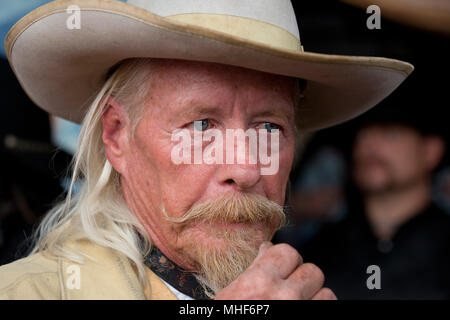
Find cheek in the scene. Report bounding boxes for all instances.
[132,123,219,219]
[394,155,426,179]
[161,164,215,215]
[150,143,219,216]
[263,143,294,204]
[125,139,162,200]
[388,143,421,172]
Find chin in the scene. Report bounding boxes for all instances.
[186,221,271,253]
[356,175,389,192]
[184,225,266,296]
[359,181,391,194]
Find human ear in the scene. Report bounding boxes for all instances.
[424,135,445,171]
[101,97,130,174]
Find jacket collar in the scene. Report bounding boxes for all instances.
[144,246,212,300]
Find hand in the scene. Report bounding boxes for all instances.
[215,242,337,300]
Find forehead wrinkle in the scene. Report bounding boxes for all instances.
[176,102,227,120]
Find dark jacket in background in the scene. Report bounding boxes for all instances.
[301,203,450,299]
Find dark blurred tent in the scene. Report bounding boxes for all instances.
[0,58,72,265]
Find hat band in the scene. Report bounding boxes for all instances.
[166,13,303,52]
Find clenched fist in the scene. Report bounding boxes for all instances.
[215,242,337,300]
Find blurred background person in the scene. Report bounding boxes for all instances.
[273,0,450,299]
[299,84,450,299]
[274,144,348,248]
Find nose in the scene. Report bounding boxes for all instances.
[216,162,262,191]
[215,129,262,190]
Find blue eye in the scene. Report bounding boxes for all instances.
[263,122,280,132]
[193,119,209,131]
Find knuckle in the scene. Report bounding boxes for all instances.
[249,276,281,299]
[275,286,299,300]
[250,268,276,287]
[301,263,325,283]
[273,243,303,264]
[257,276,273,289]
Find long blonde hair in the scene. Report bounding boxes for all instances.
[30,58,157,285]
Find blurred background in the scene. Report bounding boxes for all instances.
[0,0,76,265]
[0,0,449,299]
[274,0,450,299]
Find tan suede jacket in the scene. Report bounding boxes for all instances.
[0,238,177,300]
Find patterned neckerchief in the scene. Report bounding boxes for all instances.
[143,246,212,300]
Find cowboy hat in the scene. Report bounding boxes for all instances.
[4,0,413,131]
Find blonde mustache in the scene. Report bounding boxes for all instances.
[162,192,286,229]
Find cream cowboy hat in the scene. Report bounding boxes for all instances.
[5,0,413,131]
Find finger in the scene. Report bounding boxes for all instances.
[286,262,325,300]
[253,243,303,279]
[311,287,337,300]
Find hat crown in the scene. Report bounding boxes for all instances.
[127,0,300,41]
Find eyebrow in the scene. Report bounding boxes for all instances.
[175,101,294,126]
[251,108,294,126]
[176,103,224,120]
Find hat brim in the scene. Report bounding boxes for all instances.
[5,0,413,131]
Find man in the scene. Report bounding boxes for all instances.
[0,0,412,299]
[301,96,450,299]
